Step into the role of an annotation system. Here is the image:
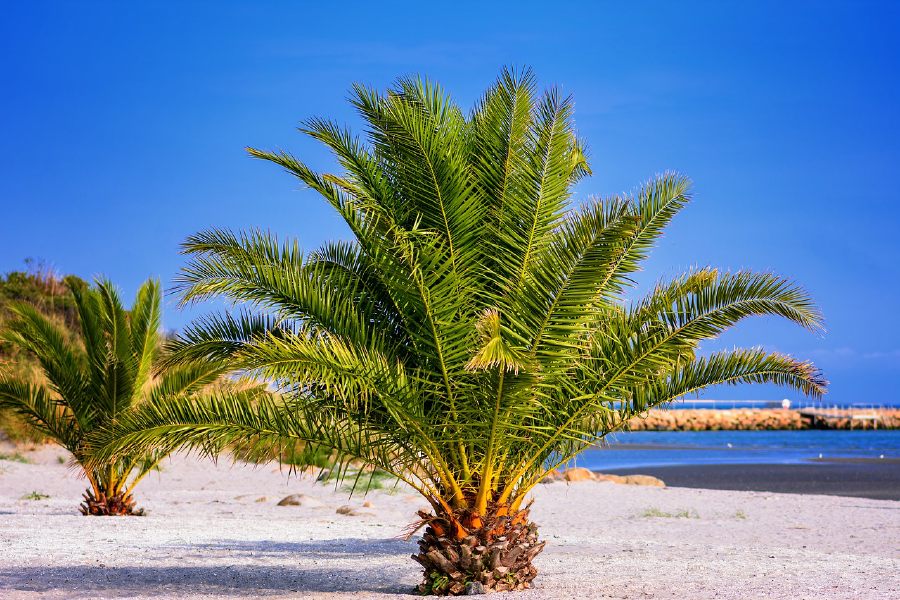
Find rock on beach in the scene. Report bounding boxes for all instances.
[277,493,327,507]
[543,468,665,487]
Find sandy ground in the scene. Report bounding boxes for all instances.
[1,446,898,599]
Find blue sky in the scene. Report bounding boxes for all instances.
[2,2,898,404]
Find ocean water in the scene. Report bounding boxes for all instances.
[574,429,900,471]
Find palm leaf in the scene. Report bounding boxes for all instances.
[91,70,826,525]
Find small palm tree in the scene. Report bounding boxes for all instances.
[91,69,825,591]
[0,277,225,515]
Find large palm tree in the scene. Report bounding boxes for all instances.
[0,277,227,515]
[90,69,825,592]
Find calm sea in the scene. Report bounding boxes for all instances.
[575,429,900,471]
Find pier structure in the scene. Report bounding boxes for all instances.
[798,406,887,430]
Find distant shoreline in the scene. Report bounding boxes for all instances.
[595,442,900,458]
[601,461,900,501]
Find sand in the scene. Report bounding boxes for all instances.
[1,446,898,599]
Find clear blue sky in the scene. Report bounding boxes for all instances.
[2,2,898,404]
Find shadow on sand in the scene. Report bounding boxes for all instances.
[0,537,421,597]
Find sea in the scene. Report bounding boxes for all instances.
[575,429,900,471]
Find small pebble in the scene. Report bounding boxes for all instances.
[465,581,485,595]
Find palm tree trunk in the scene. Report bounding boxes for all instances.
[79,472,142,516]
[412,504,545,595]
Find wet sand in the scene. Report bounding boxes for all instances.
[604,458,900,501]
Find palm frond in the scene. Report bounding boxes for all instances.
[92,69,826,522]
[87,389,445,503]
[149,360,232,401]
[128,278,163,393]
[0,300,92,427]
[0,379,80,449]
[629,348,827,410]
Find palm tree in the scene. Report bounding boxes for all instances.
[90,68,825,592]
[0,277,226,515]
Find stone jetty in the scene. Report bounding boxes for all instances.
[626,408,900,431]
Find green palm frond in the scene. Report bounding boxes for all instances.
[0,299,94,428]
[0,379,80,449]
[128,278,162,393]
[93,68,826,518]
[632,348,826,408]
[162,310,285,365]
[88,388,447,504]
[149,360,232,401]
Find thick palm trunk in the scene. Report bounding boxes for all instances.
[79,486,143,516]
[412,504,546,595]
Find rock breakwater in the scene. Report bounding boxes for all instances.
[625,408,900,431]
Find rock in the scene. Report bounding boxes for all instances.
[277,494,326,507]
[235,494,268,503]
[316,469,331,482]
[623,474,666,487]
[465,581,486,595]
[592,473,657,485]
[336,505,376,517]
[362,501,375,508]
[563,467,594,482]
[539,469,564,483]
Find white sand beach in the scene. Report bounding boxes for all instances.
[1,446,898,599]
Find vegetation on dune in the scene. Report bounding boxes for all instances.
[89,68,826,593]
[0,451,33,464]
[21,490,51,501]
[0,277,241,515]
[0,260,88,443]
[635,507,700,519]
[0,259,86,331]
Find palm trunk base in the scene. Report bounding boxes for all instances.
[413,506,546,595]
[79,487,144,516]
